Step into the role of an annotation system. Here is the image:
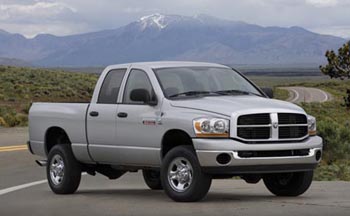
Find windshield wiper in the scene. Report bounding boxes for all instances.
[214,89,262,97]
[169,89,261,98]
[169,91,213,98]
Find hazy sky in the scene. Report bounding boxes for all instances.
[0,0,350,38]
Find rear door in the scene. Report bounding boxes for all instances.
[87,68,127,163]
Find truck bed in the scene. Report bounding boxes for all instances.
[29,102,90,160]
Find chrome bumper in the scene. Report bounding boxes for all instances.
[193,136,322,173]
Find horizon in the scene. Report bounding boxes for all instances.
[0,0,350,39]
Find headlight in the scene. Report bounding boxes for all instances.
[307,115,317,136]
[193,118,229,137]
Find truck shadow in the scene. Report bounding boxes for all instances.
[76,189,310,203]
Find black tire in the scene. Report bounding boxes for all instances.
[142,170,163,190]
[161,145,212,202]
[47,145,82,194]
[263,171,313,196]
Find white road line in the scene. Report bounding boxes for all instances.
[0,179,47,196]
[316,88,329,102]
[284,87,330,103]
[290,88,300,103]
[0,173,87,196]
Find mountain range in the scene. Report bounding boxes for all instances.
[0,14,346,67]
[0,57,32,67]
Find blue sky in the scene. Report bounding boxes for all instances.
[0,0,349,38]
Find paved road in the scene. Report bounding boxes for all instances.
[0,127,28,147]
[1,128,350,216]
[281,87,331,103]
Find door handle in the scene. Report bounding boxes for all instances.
[117,112,128,118]
[89,111,99,117]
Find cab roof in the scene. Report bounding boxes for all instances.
[106,61,230,70]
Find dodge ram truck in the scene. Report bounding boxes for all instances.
[28,61,323,202]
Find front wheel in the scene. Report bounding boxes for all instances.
[47,145,82,194]
[263,171,313,196]
[161,146,212,202]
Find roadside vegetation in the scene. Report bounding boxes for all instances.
[299,81,350,181]
[319,41,350,109]
[0,65,349,180]
[0,66,98,127]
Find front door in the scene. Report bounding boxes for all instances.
[115,69,162,166]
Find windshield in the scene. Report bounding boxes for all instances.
[154,67,262,99]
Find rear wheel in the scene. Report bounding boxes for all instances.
[263,171,313,196]
[161,145,212,202]
[142,170,163,190]
[47,145,81,194]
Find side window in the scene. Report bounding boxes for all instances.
[123,69,156,104]
[98,69,126,104]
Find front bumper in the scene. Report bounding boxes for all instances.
[194,136,323,174]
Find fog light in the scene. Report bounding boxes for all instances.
[216,153,231,165]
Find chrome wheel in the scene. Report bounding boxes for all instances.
[167,157,193,192]
[49,154,65,185]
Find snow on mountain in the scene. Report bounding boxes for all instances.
[0,13,346,66]
[139,14,169,30]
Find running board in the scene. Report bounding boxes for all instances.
[35,160,47,167]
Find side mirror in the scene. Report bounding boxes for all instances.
[130,89,157,106]
[261,87,274,98]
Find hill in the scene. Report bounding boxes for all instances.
[0,57,32,67]
[0,14,346,67]
[0,66,97,126]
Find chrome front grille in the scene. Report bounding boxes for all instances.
[236,113,308,142]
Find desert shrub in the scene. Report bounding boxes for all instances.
[0,66,98,127]
[0,106,28,127]
[0,66,98,104]
[22,103,32,114]
[2,113,20,127]
[343,89,350,108]
[0,106,16,116]
[315,160,350,181]
[317,120,350,162]
[0,117,7,127]
[15,113,28,126]
[273,88,289,100]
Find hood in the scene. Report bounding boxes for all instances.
[170,95,305,117]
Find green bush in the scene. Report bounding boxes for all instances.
[15,113,28,127]
[317,120,350,162]
[22,103,32,114]
[0,117,7,126]
[0,66,98,127]
[2,113,19,127]
[274,88,289,100]
[315,161,350,181]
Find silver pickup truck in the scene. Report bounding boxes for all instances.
[28,61,323,202]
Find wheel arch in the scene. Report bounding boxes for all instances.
[161,129,194,159]
[44,126,72,155]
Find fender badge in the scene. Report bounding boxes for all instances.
[143,120,156,125]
